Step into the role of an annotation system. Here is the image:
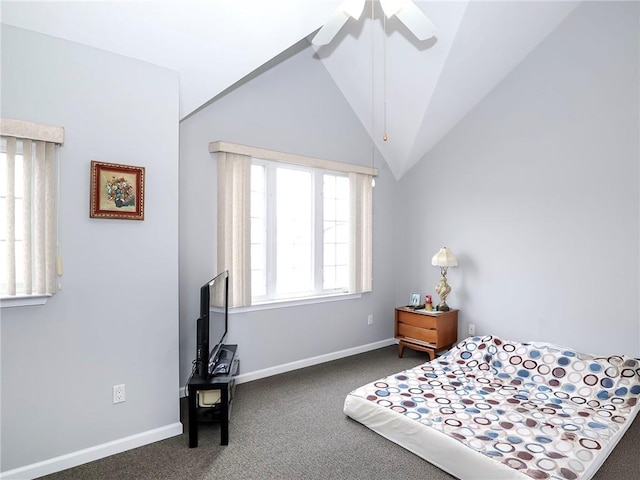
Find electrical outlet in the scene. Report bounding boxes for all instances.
[113,384,126,404]
[367,314,373,325]
[468,324,476,336]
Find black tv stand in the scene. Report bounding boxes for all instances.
[188,344,239,447]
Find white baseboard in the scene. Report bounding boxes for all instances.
[179,337,397,396]
[0,422,183,480]
[4,340,397,478]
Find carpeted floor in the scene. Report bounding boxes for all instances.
[39,345,640,479]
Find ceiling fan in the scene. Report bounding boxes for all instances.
[312,0,437,46]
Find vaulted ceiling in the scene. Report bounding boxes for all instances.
[1,1,581,178]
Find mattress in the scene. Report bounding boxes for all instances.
[344,335,640,480]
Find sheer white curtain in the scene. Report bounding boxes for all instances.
[216,152,251,307]
[1,118,64,297]
[349,172,373,294]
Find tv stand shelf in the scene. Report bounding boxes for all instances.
[188,344,239,447]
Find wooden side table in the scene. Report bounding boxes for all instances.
[394,307,459,360]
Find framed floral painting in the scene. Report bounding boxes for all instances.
[90,161,145,220]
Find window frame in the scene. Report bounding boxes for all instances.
[250,158,351,305]
[211,141,376,309]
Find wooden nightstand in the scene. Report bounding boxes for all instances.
[394,307,459,360]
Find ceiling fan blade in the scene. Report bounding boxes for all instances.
[312,9,350,46]
[343,0,366,20]
[394,1,437,41]
[379,0,403,17]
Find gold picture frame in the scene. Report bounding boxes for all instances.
[90,160,145,220]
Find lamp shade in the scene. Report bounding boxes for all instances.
[431,247,458,267]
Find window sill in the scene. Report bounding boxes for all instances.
[231,292,362,314]
[0,294,51,308]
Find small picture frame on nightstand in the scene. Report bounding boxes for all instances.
[409,293,420,307]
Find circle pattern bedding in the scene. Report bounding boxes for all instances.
[350,335,640,480]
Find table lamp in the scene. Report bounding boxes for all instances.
[431,247,458,311]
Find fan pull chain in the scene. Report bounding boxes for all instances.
[383,13,388,142]
[371,0,376,186]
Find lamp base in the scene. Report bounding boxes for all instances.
[435,274,452,313]
[436,303,450,312]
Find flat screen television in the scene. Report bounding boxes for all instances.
[196,270,229,378]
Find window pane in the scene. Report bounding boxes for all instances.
[322,173,350,291]
[277,266,311,294]
[251,269,266,297]
[324,221,336,244]
[250,164,266,297]
[336,243,349,265]
[323,266,336,289]
[324,244,336,267]
[251,217,265,243]
[276,167,312,294]
[251,243,265,267]
[336,176,349,197]
[251,164,264,191]
[324,174,335,198]
[324,197,336,221]
[336,223,348,243]
[335,265,348,288]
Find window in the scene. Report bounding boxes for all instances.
[211,141,375,308]
[0,118,64,303]
[250,160,351,302]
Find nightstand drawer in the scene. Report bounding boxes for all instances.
[397,322,437,344]
[397,310,438,329]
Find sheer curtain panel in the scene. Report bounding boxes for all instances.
[1,118,64,297]
[349,172,373,294]
[216,152,252,307]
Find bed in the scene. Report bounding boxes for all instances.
[344,335,640,480]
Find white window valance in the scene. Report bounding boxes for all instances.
[209,141,377,177]
[1,118,65,144]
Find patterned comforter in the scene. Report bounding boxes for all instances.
[347,336,640,479]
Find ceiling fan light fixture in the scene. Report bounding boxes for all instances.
[313,0,437,46]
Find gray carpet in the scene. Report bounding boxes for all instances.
[39,346,640,479]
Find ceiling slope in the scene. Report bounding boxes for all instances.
[313,0,581,179]
[0,0,339,119]
[1,1,582,178]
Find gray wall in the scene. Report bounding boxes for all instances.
[0,26,181,473]
[395,1,639,356]
[2,0,637,475]
[179,42,398,384]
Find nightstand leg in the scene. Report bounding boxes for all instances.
[398,343,405,358]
